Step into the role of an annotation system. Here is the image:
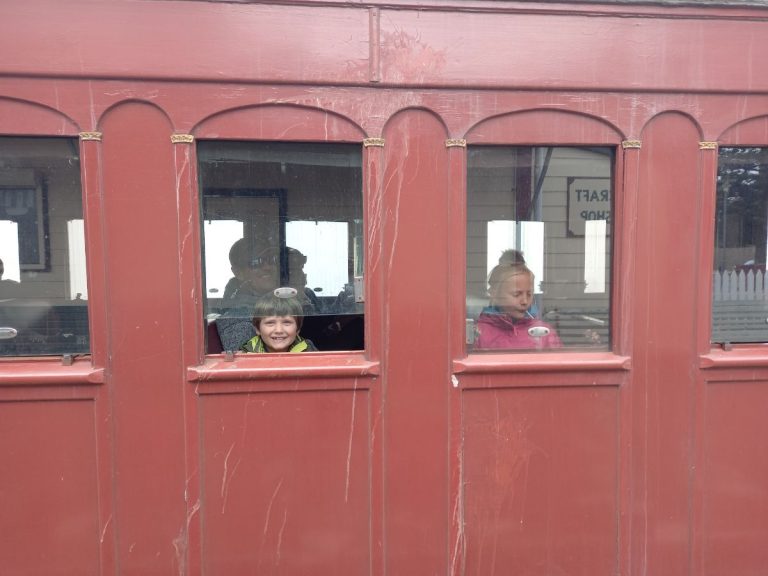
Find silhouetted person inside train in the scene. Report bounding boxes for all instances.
[222,239,280,306]
[216,239,280,350]
[286,246,320,313]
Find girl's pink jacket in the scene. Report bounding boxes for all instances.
[475,308,562,350]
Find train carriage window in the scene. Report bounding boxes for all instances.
[198,141,364,353]
[466,146,613,352]
[0,136,88,357]
[713,147,768,344]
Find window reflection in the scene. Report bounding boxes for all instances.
[466,146,613,351]
[198,141,364,353]
[0,137,88,356]
[713,147,768,344]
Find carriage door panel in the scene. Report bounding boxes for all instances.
[699,131,768,574]
[460,139,620,575]
[0,131,101,575]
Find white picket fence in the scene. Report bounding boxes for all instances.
[712,269,768,342]
[713,269,768,301]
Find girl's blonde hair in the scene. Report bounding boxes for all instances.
[487,263,534,302]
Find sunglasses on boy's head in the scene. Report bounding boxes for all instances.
[248,255,279,268]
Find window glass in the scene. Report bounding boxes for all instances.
[0,136,88,356]
[466,146,613,351]
[713,147,768,344]
[198,141,364,353]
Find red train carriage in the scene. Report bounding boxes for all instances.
[2,0,768,574]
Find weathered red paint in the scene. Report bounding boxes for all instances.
[1,1,768,575]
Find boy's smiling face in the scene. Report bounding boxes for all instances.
[256,315,298,352]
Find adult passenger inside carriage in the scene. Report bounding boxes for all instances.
[215,240,323,351]
[223,241,319,313]
[286,246,321,313]
[475,262,561,350]
[216,239,280,351]
[221,239,279,307]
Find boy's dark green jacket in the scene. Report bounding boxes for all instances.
[240,335,318,353]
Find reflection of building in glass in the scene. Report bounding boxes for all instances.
[203,220,244,296]
[467,146,613,350]
[67,219,88,299]
[0,136,88,357]
[0,220,21,281]
[712,147,768,344]
[287,220,348,296]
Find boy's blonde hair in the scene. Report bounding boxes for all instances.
[252,293,304,330]
[487,263,534,301]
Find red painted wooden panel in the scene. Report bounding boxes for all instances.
[379,9,768,92]
[0,399,100,575]
[4,1,768,93]
[462,386,619,576]
[199,389,371,575]
[631,112,702,575]
[0,1,370,85]
[99,102,189,574]
[195,105,365,142]
[0,98,79,135]
[2,3,768,576]
[466,109,623,144]
[720,115,768,145]
[700,381,768,576]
